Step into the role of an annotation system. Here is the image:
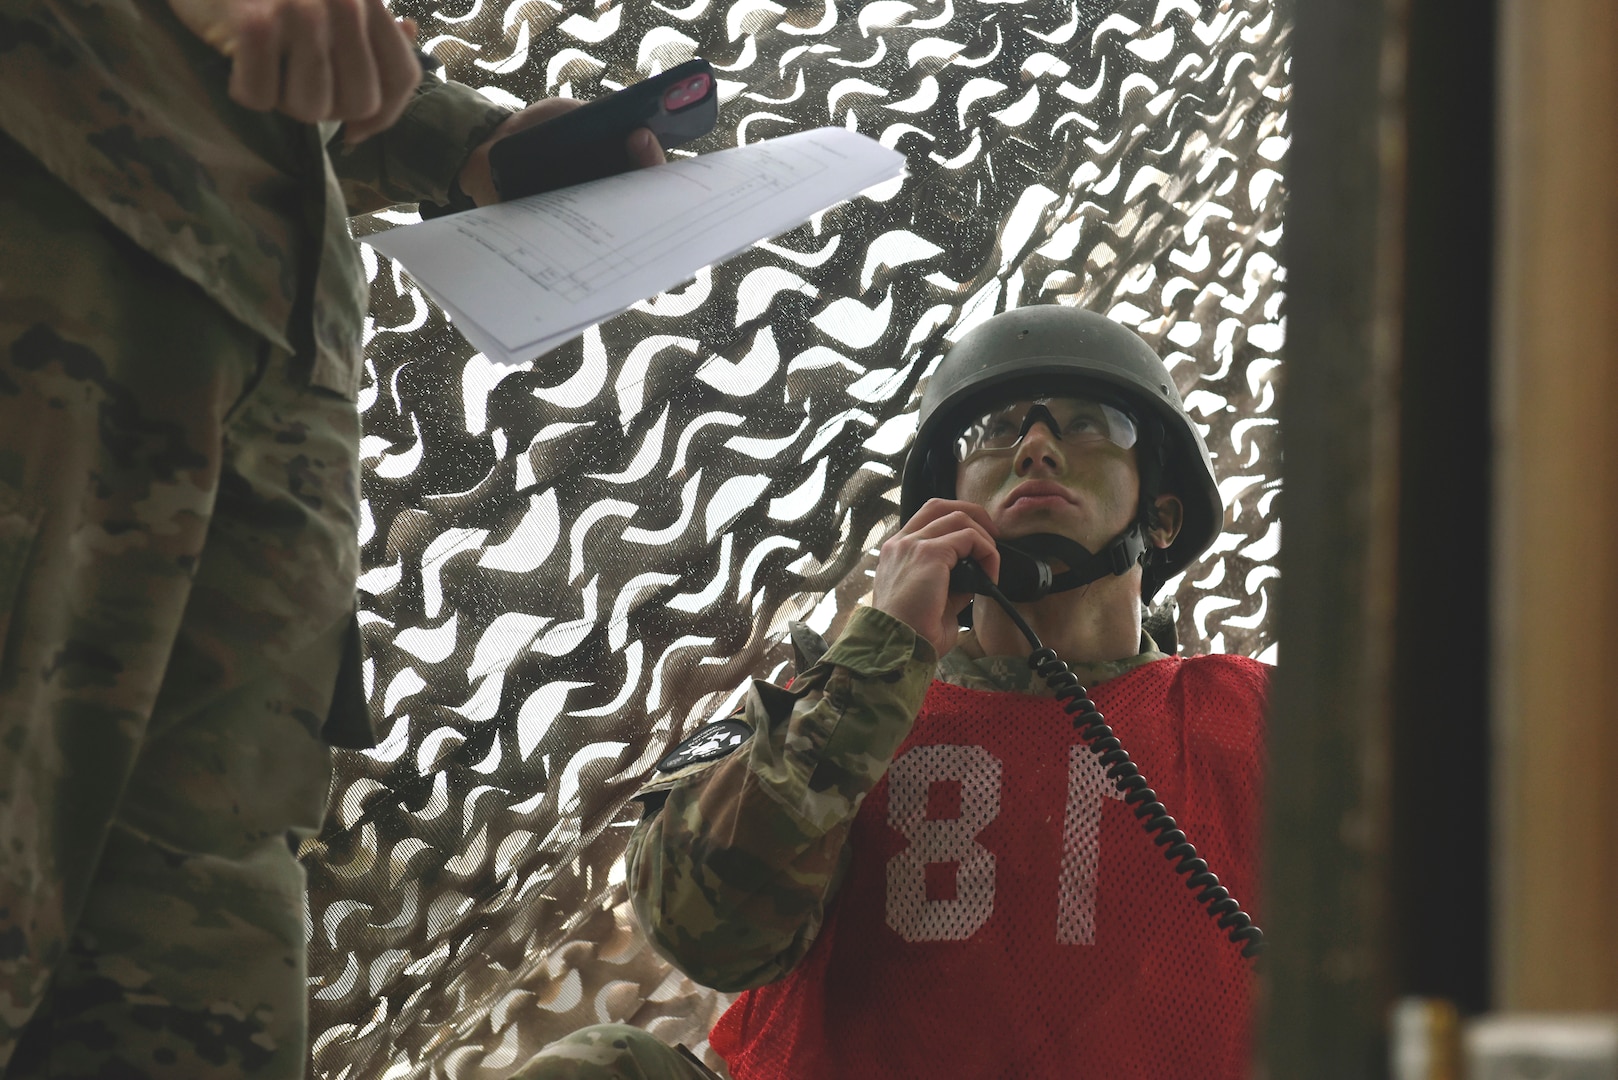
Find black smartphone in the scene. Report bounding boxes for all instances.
[488,59,718,200]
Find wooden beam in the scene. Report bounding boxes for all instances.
[1266,0,1408,1071]
[1491,0,1618,1013]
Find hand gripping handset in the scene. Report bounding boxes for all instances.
[952,545,1266,962]
[488,59,718,200]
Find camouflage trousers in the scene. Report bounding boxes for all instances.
[510,1025,723,1080]
[0,133,360,1076]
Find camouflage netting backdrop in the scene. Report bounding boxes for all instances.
[303,1,1290,1075]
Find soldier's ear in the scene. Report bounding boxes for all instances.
[1148,493,1183,549]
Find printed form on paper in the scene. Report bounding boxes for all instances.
[367,127,907,368]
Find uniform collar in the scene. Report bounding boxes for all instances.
[937,629,1167,696]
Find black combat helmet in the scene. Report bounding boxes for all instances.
[898,305,1223,600]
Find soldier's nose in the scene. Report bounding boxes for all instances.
[1018,449,1061,474]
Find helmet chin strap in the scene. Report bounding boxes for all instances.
[988,525,1149,603]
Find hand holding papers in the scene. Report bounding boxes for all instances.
[367,127,907,368]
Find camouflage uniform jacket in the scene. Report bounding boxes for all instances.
[0,0,511,390]
[626,605,1166,992]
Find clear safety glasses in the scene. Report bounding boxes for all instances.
[952,397,1139,463]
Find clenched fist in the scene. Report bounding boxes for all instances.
[168,0,422,142]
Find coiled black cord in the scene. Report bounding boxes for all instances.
[974,574,1266,961]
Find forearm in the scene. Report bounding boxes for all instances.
[627,606,936,990]
[626,753,851,991]
[330,64,510,214]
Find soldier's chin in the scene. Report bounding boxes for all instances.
[997,503,1080,535]
[996,518,1111,560]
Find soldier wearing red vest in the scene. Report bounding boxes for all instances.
[516,304,1267,1080]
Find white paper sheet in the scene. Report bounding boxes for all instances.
[366,127,906,368]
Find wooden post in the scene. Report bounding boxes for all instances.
[1266,0,1408,1072]
[1491,0,1618,1013]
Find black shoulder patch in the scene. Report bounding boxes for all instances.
[656,717,753,773]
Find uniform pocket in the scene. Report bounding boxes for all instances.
[306,331,363,401]
[305,256,366,401]
[0,480,42,667]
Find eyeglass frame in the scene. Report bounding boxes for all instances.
[951,396,1141,464]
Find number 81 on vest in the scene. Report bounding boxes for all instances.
[884,743,1124,944]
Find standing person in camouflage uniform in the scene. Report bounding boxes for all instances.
[0,3,661,1075]
[513,306,1267,1080]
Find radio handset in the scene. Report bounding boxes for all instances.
[948,545,1051,602]
[956,547,1266,962]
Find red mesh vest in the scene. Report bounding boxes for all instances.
[710,654,1267,1079]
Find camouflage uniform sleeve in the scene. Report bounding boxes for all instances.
[330,69,512,215]
[625,605,937,992]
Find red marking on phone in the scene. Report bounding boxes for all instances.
[663,73,713,112]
